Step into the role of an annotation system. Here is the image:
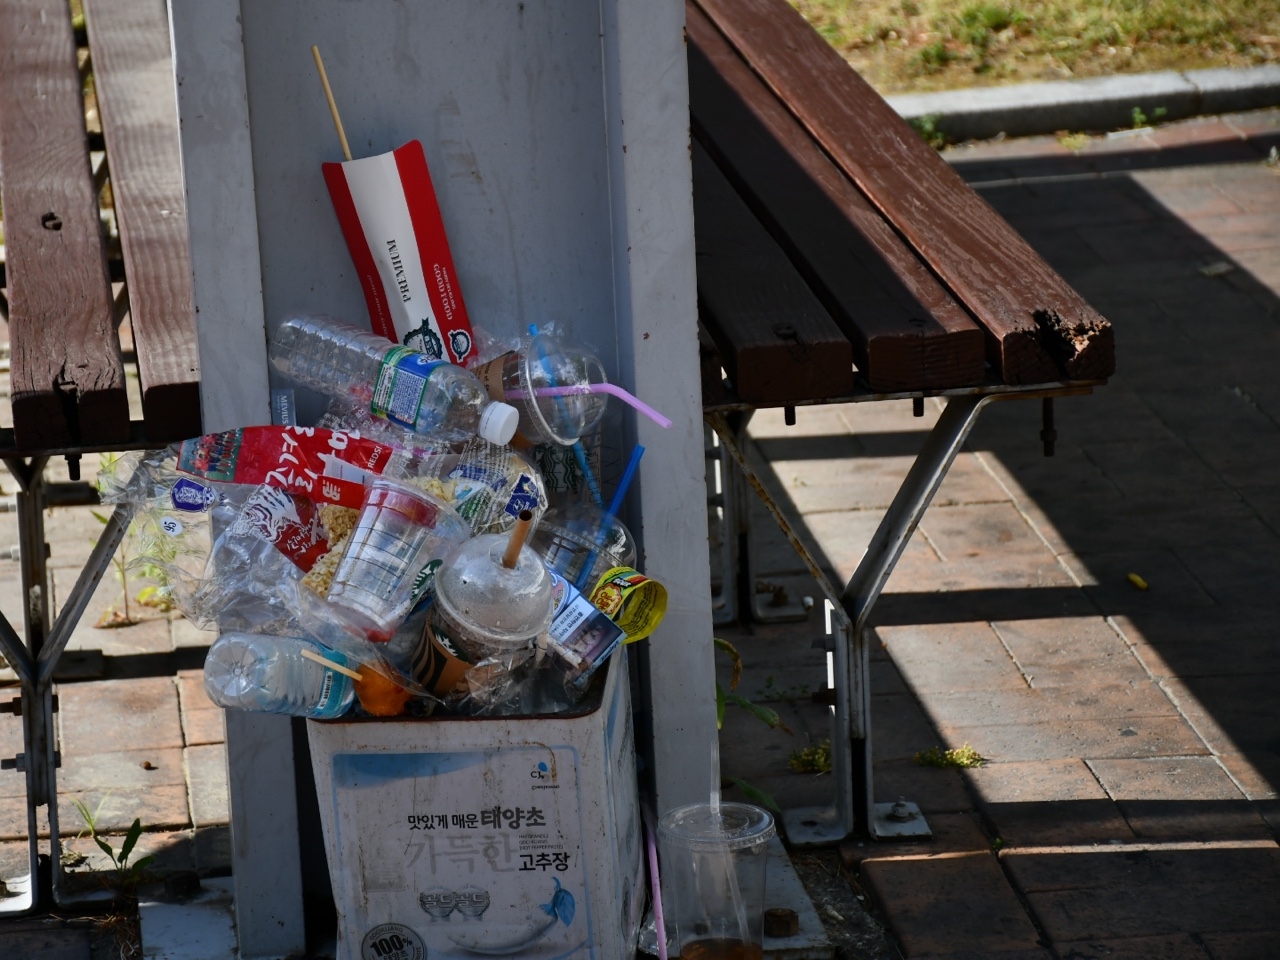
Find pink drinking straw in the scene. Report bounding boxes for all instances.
[642,806,669,960]
[507,383,672,429]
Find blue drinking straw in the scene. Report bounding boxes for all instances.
[575,444,644,591]
[528,324,604,509]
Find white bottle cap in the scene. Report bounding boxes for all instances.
[478,401,520,446]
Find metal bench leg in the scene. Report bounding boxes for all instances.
[0,458,132,914]
[708,394,996,842]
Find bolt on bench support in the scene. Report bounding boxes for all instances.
[707,385,1091,843]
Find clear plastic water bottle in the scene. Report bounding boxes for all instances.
[203,632,355,719]
[270,315,519,445]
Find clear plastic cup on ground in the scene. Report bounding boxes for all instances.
[657,802,776,960]
[326,477,469,642]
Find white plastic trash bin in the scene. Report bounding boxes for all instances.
[308,650,644,960]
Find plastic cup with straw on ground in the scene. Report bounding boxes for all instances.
[657,736,775,960]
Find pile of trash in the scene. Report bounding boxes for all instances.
[99,315,669,721]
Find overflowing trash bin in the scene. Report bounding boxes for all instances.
[94,57,768,955]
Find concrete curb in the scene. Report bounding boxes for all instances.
[886,64,1280,141]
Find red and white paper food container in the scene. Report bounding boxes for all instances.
[323,140,476,364]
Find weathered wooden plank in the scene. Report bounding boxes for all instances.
[0,0,129,450]
[687,3,985,392]
[693,140,854,404]
[692,0,1114,383]
[84,0,201,443]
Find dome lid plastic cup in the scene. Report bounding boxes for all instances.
[516,333,609,445]
[434,515,554,657]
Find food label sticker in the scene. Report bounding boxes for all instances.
[360,922,425,960]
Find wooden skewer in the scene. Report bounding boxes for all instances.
[301,646,363,681]
[311,45,353,162]
[502,510,535,569]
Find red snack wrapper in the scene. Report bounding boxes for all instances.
[176,426,395,509]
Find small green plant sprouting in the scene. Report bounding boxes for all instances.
[714,638,793,735]
[908,113,948,150]
[788,739,833,775]
[91,509,137,627]
[714,638,788,812]
[1058,131,1090,152]
[913,743,986,768]
[70,797,156,893]
[1131,105,1168,129]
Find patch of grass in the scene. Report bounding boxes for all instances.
[1057,130,1091,151]
[789,739,833,774]
[913,742,986,768]
[913,39,955,73]
[908,113,949,149]
[791,0,1279,94]
[1131,104,1169,129]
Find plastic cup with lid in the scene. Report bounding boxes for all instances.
[431,526,554,669]
[657,802,776,960]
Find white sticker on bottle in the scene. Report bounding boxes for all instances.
[160,517,184,537]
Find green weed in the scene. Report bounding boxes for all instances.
[908,113,949,149]
[789,739,833,774]
[70,797,156,893]
[914,743,986,768]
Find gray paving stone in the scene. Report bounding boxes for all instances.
[1087,757,1246,801]
[1118,799,1274,842]
[187,743,230,828]
[57,677,184,756]
[936,715,1208,764]
[990,618,1150,689]
[860,853,1043,957]
[873,759,972,815]
[57,746,187,792]
[56,784,190,835]
[922,683,1180,734]
[964,759,1108,805]
[877,622,1027,694]
[871,692,945,764]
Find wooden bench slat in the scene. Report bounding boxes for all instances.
[693,141,854,404]
[693,0,1114,384]
[84,0,201,443]
[687,4,985,392]
[0,0,129,451]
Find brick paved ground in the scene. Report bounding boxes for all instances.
[0,451,227,901]
[717,108,1280,958]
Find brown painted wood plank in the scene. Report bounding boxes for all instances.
[692,0,1114,384]
[0,0,129,450]
[84,0,201,443]
[693,141,854,404]
[687,3,985,392]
